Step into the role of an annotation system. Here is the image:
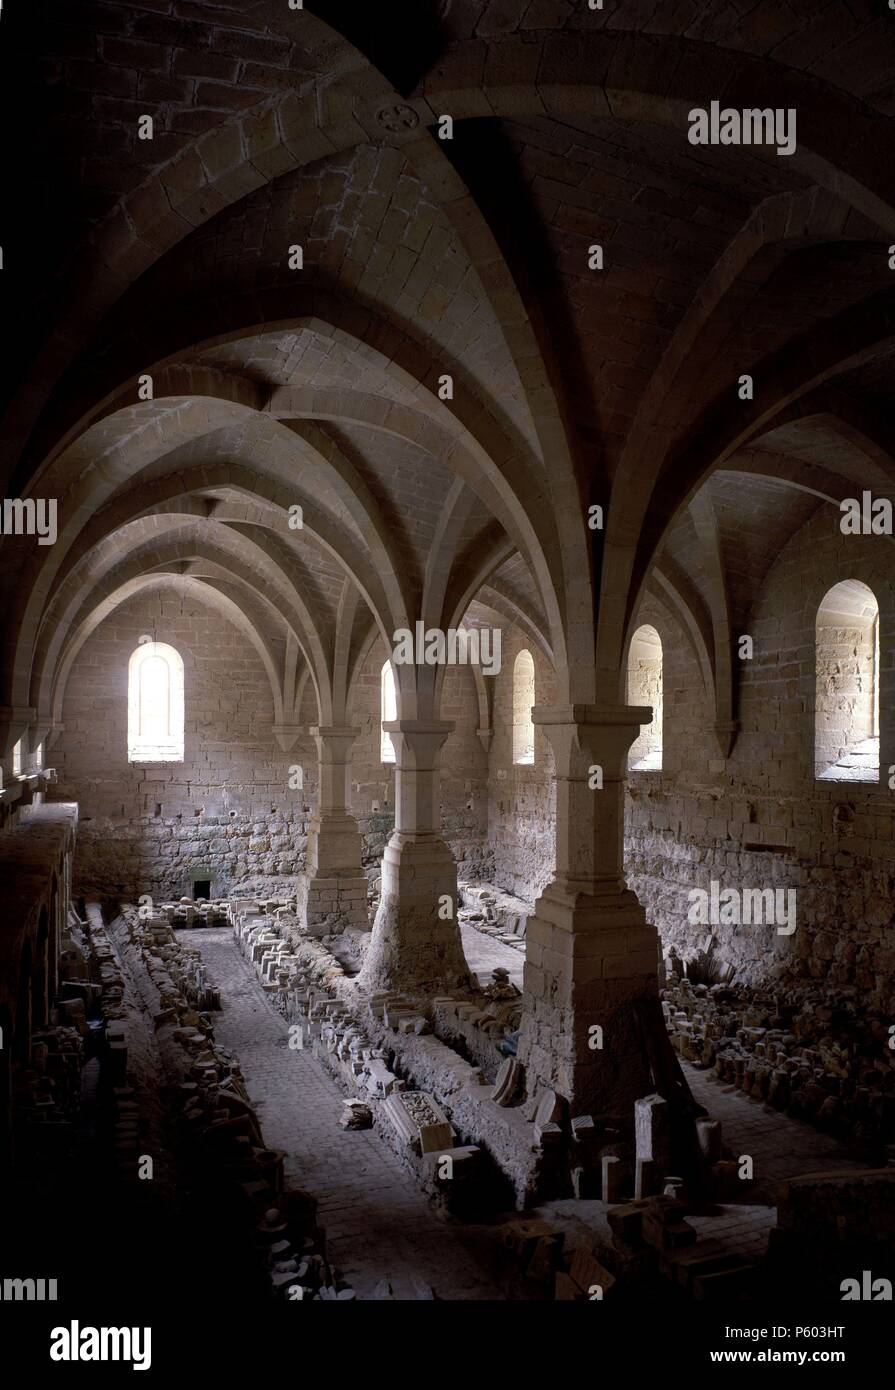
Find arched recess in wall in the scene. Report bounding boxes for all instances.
[513,650,536,766]
[128,639,185,763]
[380,660,397,765]
[627,624,663,771]
[815,580,879,782]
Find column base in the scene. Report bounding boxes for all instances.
[518,881,660,1118]
[357,832,472,995]
[296,872,369,938]
[305,811,364,878]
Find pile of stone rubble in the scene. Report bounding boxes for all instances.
[502,1188,759,1302]
[663,974,895,1155]
[153,896,230,928]
[228,899,349,1015]
[229,901,500,1216]
[12,1025,85,1158]
[116,900,356,1300]
[494,1087,760,1301]
[434,983,523,1084]
[458,882,531,952]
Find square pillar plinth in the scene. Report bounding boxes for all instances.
[297,726,369,937]
[357,832,471,994]
[518,883,660,1116]
[297,872,369,938]
[357,719,471,995]
[517,705,661,1118]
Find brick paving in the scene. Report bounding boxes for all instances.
[182,926,505,1301]
[685,1065,870,1201]
[687,1205,776,1262]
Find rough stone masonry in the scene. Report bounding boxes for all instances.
[1,0,894,1355]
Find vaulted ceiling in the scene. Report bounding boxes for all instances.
[2,0,894,749]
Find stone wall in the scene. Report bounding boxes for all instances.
[54,591,316,900]
[53,519,895,1005]
[56,599,492,901]
[624,514,895,1004]
[478,525,895,1005]
[485,625,556,902]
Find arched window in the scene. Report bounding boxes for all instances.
[380,660,397,764]
[513,650,536,765]
[627,624,663,770]
[816,580,879,782]
[128,640,184,763]
[12,740,22,777]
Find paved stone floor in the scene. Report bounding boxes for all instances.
[183,923,875,1296]
[181,927,505,1301]
[460,920,524,991]
[685,1066,869,1201]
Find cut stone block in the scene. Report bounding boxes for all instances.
[696,1117,722,1163]
[602,1154,626,1203]
[555,1271,586,1301]
[382,1090,453,1155]
[569,1248,617,1300]
[635,1157,658,1199]
[491,1058,523,1106]
[535,1088,566,1129]
[635,1093,670,1170]
[535,1120,563,1147]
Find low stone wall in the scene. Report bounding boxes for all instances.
[626,782,895,1004]
[73,809,308,901]
[297,873,369,937]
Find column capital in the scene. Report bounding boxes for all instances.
[29,719,54,749]
[531,704,652,727]
[310,725,361,741]
[382,719,454,768]
[0,706,36,758]
[382,719,454,736]
[271,722,305,752]
[309,725,361,761]
[532,704,652,777]
[476,726,494,755]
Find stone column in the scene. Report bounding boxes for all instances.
[359,719,471,994]
[518,704,660,1118]
[296,726,368,937]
